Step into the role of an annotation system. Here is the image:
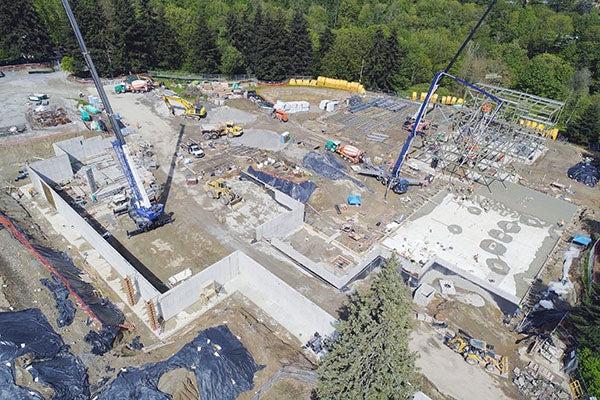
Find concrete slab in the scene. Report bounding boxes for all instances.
[384,183,577,300]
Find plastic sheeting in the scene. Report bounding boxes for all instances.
[302,151,366,188]
[567,162,600,187]
[85,326,121,356]
[97,325,261,400]
[0,309,90,400]
[246,166,316,204]
[41,275,75,327]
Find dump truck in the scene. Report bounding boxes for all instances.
[325,140,366,164]
[163,95,206,119]
[201,122,243,140]
[115,79,152,94]
[272,108,288,122]
[204,179,241,205]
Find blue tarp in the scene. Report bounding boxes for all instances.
[246,166,316,203]
[97,325,262,400]
[0,308,90,400]
[567,162,599,187]
[572,235,592,247]
[347,194,361,206]
[41,275,75,327]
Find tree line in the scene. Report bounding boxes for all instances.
[1,0,599,143]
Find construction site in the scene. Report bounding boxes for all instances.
[1,4,600,399]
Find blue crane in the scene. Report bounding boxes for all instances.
[61,0,168,235]
[359,0,500,195]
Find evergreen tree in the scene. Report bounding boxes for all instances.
[0,0,53,63]
[566,98,600,145]
[64,0,112,76]
[226,10,250,72]
[106,0,148,74]
[254,9,290,81]
[364,28,402,92]
[315,26,334,75]
[187,14,220,73]
[317,258,417,400]
[132,0,159,70]
[570,283,600,351]
[288,11,313,76]
[154,4,184,70]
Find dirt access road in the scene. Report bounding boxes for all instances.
[410,323,518,400]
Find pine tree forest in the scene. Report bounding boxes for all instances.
[1,0,600,142]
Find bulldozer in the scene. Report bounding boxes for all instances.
[444,330,508,376]
[204,179,241,206]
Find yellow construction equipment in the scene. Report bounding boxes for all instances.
[204,179,241,206]
[162,95,206,119]
[445,330,509,376]
[201,122,243,140]
[569,379,584,399]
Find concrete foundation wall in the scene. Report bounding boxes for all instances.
[29,169,160,300]
[237,251,336,339]
[29,155,74,189]
[157,253,241,321]
[255,190,304,241]
[53,135,112,165]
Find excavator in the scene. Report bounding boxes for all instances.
[445,330,509,376]
[163,95,206,119]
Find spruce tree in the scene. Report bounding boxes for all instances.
[567,99,600,145]
[288,11,313,76]
[364,28,402,92]
[317,257,417,400]
[154,4,183,70]
[106,0,148,74]
[64,0,112,76]
[570,283,600,351]
[187,14,220,73]
[226,10,249,72]
[0,0,53,63]
[315,27,334,75]
[254,9,290,81]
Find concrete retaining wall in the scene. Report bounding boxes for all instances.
[29,169,160,300]
[53,135,112,165]
[29,155,74,190]
[157,253,240,321]
[255,189,304,241]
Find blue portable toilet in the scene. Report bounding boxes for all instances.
[347,194,361,206]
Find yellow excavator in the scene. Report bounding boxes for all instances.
[162,95,206,119]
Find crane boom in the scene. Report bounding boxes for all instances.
[391,0,498,179]
[61,0,165,233]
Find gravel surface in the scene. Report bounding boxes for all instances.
[230,128,287,151]
[206,105,256,125]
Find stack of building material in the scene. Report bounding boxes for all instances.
[274,100,309,114]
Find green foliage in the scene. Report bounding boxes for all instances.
[317,258,417,400]
[566,95,600,145]
[516,53,574,99]
[320,27,372,82]
[186,13,220,74]
[579,347,600,398]
[60,56,75,73]
[288,11,313,76]
[570,284,600,352]
[0,0,53,64]
[363,28,403,92]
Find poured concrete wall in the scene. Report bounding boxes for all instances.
[53,135,112,165]
[157,253,240,321]
[29,154,74,190]
[255,189,304,240]
[29,169,160,300]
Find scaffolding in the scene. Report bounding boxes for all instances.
[411,85,547,188]
[466,83,565,127]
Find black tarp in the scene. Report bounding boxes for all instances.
[97,325,262,400]
[41,275,75,327]
[567,161,600,187]
[0,309,90,400]
[302,151,366,188]
[246,166,316,203]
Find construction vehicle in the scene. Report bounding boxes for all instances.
[183,141,204,158]
[201,122,243,140]
[61,0,169,236]
[272,108,288,122]
[204,179,241,206]
[163,95,206,119]
[115,75,154,94]
[325,140,366,164]
[445,330,509,375]
[361,0,499,197]
[403,117,430,134]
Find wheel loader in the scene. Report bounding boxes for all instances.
[204,179,241,206]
